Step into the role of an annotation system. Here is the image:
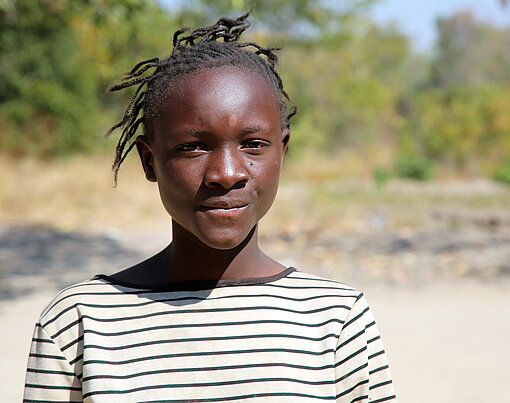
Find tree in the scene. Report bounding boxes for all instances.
[168,0,377,39]
[0,0,174,156]
[432,12,510,88]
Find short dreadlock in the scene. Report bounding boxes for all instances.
[106,11,296,183]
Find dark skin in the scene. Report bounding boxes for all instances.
[111,67,290,287]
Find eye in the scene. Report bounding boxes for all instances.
[176,142,207,153]
[242,139,270,150]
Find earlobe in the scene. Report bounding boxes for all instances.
[136,135,157,182]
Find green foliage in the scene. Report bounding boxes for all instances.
[400,84,510,171]
[281,21,410,153]
[170,0,377,37]
[398,12,510,174]
[494,158,510,185]
[0,0,175,156]
[395,154,433,181]
[432,13,510,89]
[373,166,392,189]
[1,0,95,155]
[1,0,510,183]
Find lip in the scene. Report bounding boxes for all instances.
[198,201,249,216]
[200,200,249,210]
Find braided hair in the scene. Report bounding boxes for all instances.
[107,11,296,183]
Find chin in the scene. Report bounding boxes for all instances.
[196,227,255,251]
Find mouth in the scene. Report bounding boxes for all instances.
[199,202,249,216]
[199,204,248,211]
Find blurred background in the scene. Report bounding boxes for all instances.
[1,0,509,401]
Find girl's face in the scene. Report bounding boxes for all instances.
[137,66,289,250]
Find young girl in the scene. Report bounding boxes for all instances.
[24,12,396,402]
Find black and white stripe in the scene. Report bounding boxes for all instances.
[24,269,396,402]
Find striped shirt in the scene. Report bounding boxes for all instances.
[24,268,396,402]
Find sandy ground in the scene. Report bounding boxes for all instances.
[1,224,509,402]
[366,280,510,402]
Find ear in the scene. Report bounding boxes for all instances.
[281,128,290,155]
[136,135,157,182]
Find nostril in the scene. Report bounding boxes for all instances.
[206,173,249,190]
[204,151,250,189]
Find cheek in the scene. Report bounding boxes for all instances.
[154,162,200,210]
[255,159,282,208]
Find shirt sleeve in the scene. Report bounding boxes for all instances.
[24,323,83,402]
[334,293,396,402]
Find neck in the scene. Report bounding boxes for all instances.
[161,220,284,283]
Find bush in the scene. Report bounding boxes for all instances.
[394,153,433,181]
[373,166,392,189]
[494,159,510,185]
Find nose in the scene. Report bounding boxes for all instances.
[204,147,250,189]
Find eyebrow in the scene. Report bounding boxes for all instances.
[241,127,265,135]
[173,126,266,138]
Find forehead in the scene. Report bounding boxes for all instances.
[150,66,281,135]
[166,66,278,108]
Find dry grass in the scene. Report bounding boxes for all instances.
[0,153,168,231]
[1,152,509,234]
[283,147,395,182]
[263,150,510,233]
[1,152,509,287]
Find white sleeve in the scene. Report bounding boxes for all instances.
[335,293,397,402]
[24,323,83,402]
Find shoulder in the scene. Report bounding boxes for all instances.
[268,269,364,310]
[37,276,129,329]
[279,269,361,294]
[284,270,360,289]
